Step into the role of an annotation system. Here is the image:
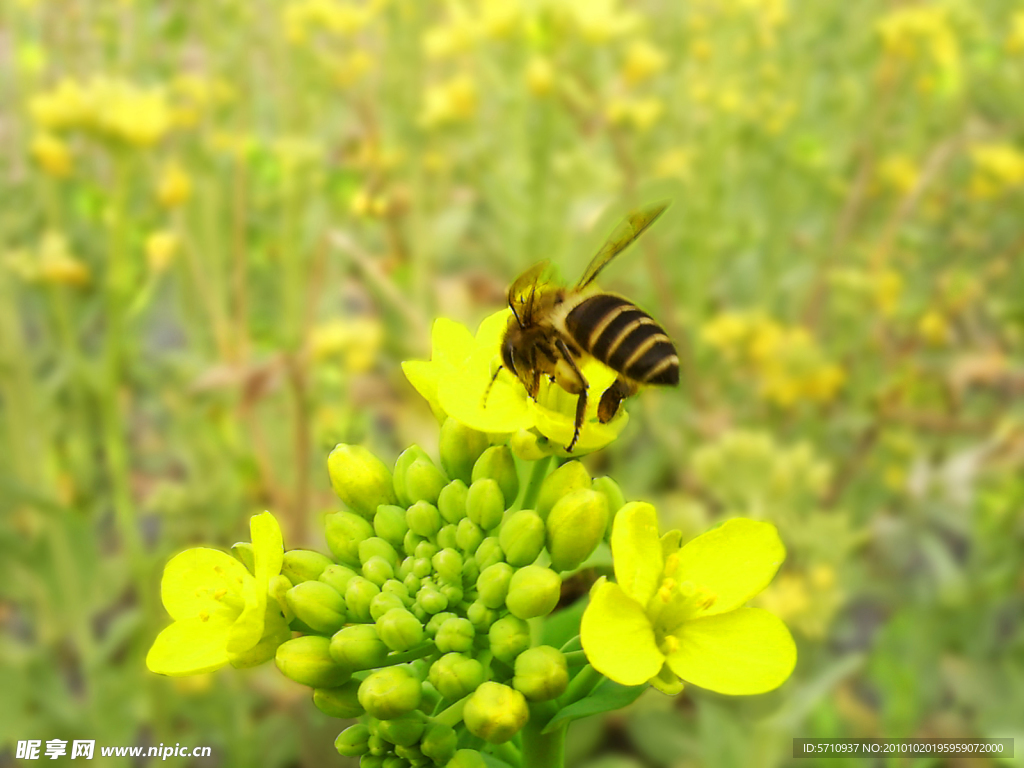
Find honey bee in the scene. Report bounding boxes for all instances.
[488,202,679,452]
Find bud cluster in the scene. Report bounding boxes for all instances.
[264,419,624,766]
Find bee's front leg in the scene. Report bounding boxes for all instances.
[554,338,588,453]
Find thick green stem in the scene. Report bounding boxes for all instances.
[521,702,566,768]
[562,664,603,706]
[518,455,553,510]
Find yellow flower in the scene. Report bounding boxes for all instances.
[877,6,961,96]
[581,506,796,694]
[30,133,73,177]
[968,143,1024,199]
[653,147,692,180]
[918,310,950,346]
[875,154,919,195]
[402,311,628,455]
[561,0,641,44]
[28,78,88,130]
[147,512,288,676]
[145,231,179,273]
[420,74,478,128]
[526,56,556,97]
[37,232,90,287]
[621,39,667,85]
[1008,11,1024,54]
[156,162,192,208]
[606,96,664,132]
[310,317,383,373]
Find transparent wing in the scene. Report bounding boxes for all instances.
[508,260,552,325]
[575,202,670,290]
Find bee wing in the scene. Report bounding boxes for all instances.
[508,260,552,325]
[575,202,670,290]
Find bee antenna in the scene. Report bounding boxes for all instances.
[510,304,523,329]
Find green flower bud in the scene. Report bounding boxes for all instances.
[377,711,426,747]
[370,591,406,621]
[591,476,625,519]
[474,537,504,571]
[358,666,422,720]
[325,511,375,568]
[466,479,504,530]
[403,573,422,595]
[455,518,484,553]
[512,645,569,701]
[404,458,448,506]
[414,540,439,561]
[546,489,609,572]
[463,682,529,744]
[361,754,385,768]
[403,530,425,557]
[345,576,382,623]
[363,556,397,587]
[320,563,360,595]
[329,444,399,518]
[393,445,431,507]
[436,524,459,551]
[282,549,334,584]
[416,586,449,615]
[377,607,425,652]
[425,611,458,637]
[498,510,545,567]
[231,541,255,574]
[437,480,469,524]
[269,574,293,620]
[380,756,406,768]
[488,615,531,663]
[276,636,350,688]
[509,429,552,462]
[335,724,371,757]
[446,749,487,768]
[314,679,364,718]
[382,578,412,605]
[428,652,485,700]
[461,555,480,586]
[505,565,561,620]
[435,617,474,653]
[419,722,458,765]
[466,600,499,631]
[477,562,514,609]
[535,460,591,520]
[360,537,400,568]
[330,624,389,671]
[374,504,409,549]
[471,446,519,509]
[285,580,347,634]
[439,418,490,484]
[411,557,432,578]
[391,746,422,764]
[440,583,463,606]
[406,501,442,538]
[431,548,463,584]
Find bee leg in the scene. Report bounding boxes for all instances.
[598,377,637,423]
[482,365,504,408]
[555,338,589,453]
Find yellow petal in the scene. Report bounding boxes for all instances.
[671,519,786,617]
[475,309,513,349]
[439,346,534,433]
[251,511,284,585]
[611,502,664,606]
[161,548,250,621]
[432,317,476,366]
[666,608,796,695]
[581,579,663,686]
[401,360,446,419]
[146,616,232,676]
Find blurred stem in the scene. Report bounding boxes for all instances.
[519,456,552,510]
[522,702,565,768]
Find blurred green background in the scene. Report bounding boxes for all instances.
[2,0,1023,765]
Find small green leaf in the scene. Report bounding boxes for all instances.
[542,679,645,734]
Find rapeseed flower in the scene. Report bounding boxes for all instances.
[30,133,73,178]
[402,311,628,455]
[968,143,1024,199]
[146,512,288,676]
[581,504,796,694]
[420,74,478,128]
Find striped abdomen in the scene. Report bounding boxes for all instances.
[564,294,679,385]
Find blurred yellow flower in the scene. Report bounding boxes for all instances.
[621,39,667,85]
[310,317,383,373]
[877,6,961,96]
[146,231,179,273]
[1008,11,1024,54]
[157,162,192,208]
[30,133,73,177]
[917,310,950,347]
[756,564,842,640]
[875,154,919,195]
[423,17,478,59]
[526,56,556,97]
[29,78,88,130]
[332,49,374,87]
[560,0,641,44]
[37,232,90,287]
[654,147,693,180]
[606,96,664,131]
[420,74,477,128]
[283,0,372,44]
[968,143,1024,199]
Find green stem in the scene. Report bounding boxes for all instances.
[558,634,581,653]
[490,740,523,767]
[433,695,471,728]
[563,650,588,668]
[521,702,566,768]
[562,664,603,706]
[380,643,437,666]
[519,455,553,510]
